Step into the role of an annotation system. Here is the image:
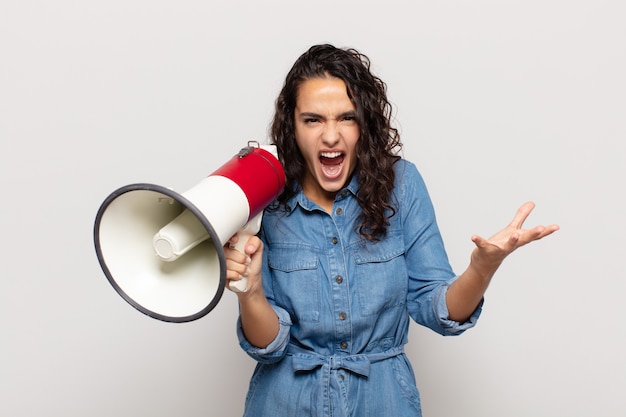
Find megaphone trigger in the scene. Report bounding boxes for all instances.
[228,212,263,293]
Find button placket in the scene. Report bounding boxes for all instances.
[325,211,351,356]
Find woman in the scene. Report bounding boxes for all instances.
[225,44,558,417]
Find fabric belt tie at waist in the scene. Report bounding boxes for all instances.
[288,345,405,378]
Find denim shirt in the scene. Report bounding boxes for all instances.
[237,159,482,417]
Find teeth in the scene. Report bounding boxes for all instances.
[321,152,342,158]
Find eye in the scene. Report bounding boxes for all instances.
[303,117,320,124]
[341,114,357,124]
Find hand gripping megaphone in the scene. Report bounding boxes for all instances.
[93,141,285,323]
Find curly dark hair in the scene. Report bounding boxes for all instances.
[270,44,402,240]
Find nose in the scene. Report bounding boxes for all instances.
[322,121,340,145]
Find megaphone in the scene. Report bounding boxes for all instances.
[93,141,285,323]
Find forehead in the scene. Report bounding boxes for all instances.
[295,77,354,110]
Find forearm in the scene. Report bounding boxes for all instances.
[446,259,499,323]
[238,290,280,349]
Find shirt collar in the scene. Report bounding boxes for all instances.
[286,172,359,213]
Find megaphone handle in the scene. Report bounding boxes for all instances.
[228,212,263,293]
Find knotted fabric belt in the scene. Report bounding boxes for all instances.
[287,344,405,378]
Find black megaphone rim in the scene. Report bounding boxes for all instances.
[93,183,227,323]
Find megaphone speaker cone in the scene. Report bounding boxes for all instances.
[94,184,226,323]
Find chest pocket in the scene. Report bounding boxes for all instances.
[353,234,408,317]
[268,247,320,323]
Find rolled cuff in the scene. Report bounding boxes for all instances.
[433,276,483,335]
[237,305,292,364]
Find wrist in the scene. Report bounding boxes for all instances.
[236,278,265,302]
[470,249,503,278]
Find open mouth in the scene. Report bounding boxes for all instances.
[320,152,344,178]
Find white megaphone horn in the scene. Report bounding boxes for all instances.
[93,141,285,323]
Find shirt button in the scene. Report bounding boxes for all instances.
[335,275,343,284]
[335,207,343,215]
[331,237,338,244]
[339,312,347,320]
[339,373,345,380]
[340,341,348,349]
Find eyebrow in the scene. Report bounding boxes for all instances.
[297,110,356,120]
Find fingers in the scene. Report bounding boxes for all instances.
[224,238,251,279]
[527,223,560,242]
[509,201,536,229]
[471,234,488,248]
[225,253,250,281]
[508,202,560,242]
[224,235,263,292]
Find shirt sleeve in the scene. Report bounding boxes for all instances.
[237,304,292,363]
[398,160,483,335]
[432,276,483,335]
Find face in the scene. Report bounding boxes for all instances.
[294,77,360,210]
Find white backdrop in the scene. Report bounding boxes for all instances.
[1,1,624,416]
